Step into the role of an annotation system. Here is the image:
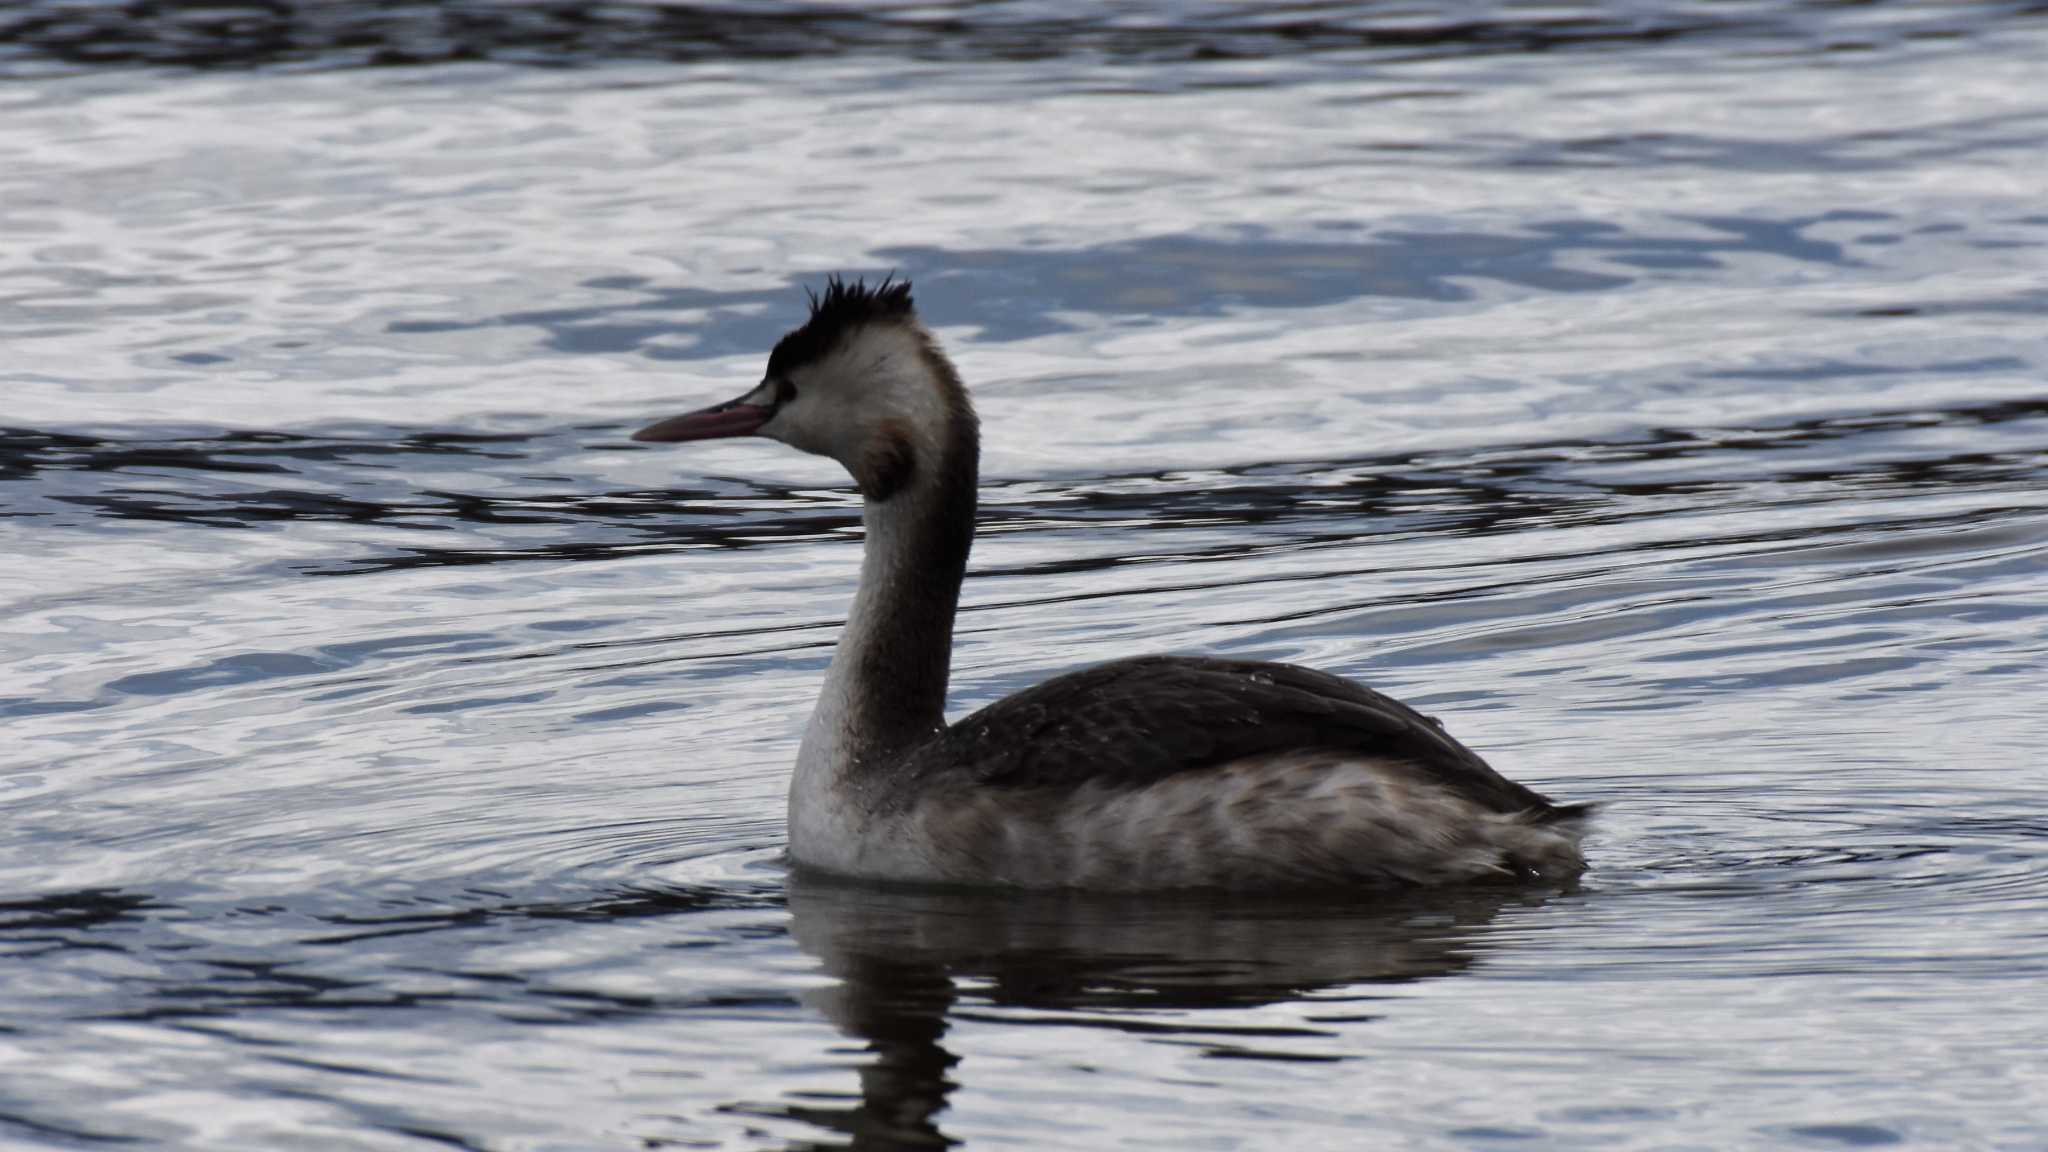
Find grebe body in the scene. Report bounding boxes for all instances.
[632,279,1589,890]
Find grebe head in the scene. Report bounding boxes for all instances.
[632,276,974,501]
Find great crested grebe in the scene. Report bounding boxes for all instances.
[632,277,1590,890]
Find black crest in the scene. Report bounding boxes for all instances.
[765,275,917,380]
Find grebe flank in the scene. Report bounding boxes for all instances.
[632,277,1590,890]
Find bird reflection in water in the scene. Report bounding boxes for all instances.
[770,874,1566,1148]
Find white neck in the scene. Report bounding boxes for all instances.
[795,495,932,773]
[788,406,978,859]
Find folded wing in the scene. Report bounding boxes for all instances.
[904,655,1573,817]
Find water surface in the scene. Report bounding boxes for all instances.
[3,3,2047,1149]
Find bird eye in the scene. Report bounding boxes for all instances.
[775,378,797,406]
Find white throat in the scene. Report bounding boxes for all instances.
[791,493,924,807]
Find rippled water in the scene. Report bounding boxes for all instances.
[4,3,2047,1149]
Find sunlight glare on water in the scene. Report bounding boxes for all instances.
[2,2,2046,1149]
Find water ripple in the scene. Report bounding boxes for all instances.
[4,10,2047,1150]
[6,1,2040,78]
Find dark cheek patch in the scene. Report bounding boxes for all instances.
[862,420,918,502]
